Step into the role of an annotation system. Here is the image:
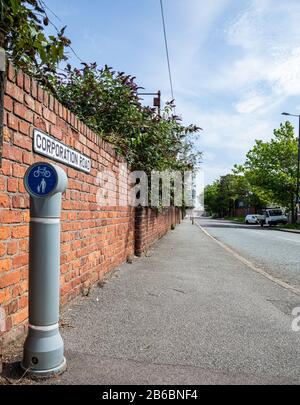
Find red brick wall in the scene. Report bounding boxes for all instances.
[235,207,256,217]
[135,207,181,256]
[0,63,181,345]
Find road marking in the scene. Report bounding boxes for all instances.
[196,221,300,297]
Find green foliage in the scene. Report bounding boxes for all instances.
[0,0,70,90]
[203,181,220,216]
[204,173,266,217]
[238,121,298,216]
[223,216,244,223]
[55,63,202,172]
[1,1,202,176]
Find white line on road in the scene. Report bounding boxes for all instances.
[196,221,300,297]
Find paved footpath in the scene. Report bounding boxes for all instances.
[39,220,300,384]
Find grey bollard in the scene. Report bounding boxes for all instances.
[22,162,68,378]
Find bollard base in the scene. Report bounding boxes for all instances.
[21,325,66,379]
[21,357,67,380]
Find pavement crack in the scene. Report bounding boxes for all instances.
[172,288,186,294]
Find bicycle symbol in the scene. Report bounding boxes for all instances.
[33,166,51,178]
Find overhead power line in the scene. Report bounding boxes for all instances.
[160,0,175,106]
[39,0,84,65]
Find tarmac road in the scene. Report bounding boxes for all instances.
[197,217,300,291]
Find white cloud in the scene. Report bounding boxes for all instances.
[223,0,300,100]
[50,0,300,185]
[235,92,269,114]
[268,48,300,96]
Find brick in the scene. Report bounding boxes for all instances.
[0,243,6,256]
[50,125,63,140]
[2,144,23,163]
[7,299,18,315]
[1,159,11,176]
[0,288,11,304]
[7,113,19,131]
[43,91,49,107]
[23,210,30,222]
[0,227,10,240]
[7,178,19,192]
[19,120,30,136]
[3,127,11,142]
[14,103,33,123]
[43,107,57,125]
[18,295,28,310]
[24,74,31,93]
[5,81,23,103]
[19,180,26,194]
[0,194,10,208]
[7,241,18,256]
[34,115,49,133]
[18,239,28,253]
[7,63,16,82]
[49,94,54,111]
[3,95,13,112]
[22,152,34,165]
[12,285,22,298]
[12,195,29,209]
[37,86,43,103]
[16,70,23,88]
[12,308,28,326]
[35,100,42,115]
[0,210,23,224]
[20,266,28,280]
[12,226,29,239]
[24,94,35,111]
[54,99,59,114]
[0,271,20,289]
[14,132,32,151]
[12,164,27,178]
[12,254,27,269]
[31,79,37,99]
[0,177,6,193]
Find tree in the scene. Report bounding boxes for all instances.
[0,0,70,91]
[1,1,202,184]
[237,121,298,222]
[204,173,266,217]
[203,181,220,216]
[55,63,202,173]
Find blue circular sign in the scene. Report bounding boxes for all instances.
[26,163,58,198]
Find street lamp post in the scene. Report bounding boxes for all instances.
[282,112,300,223]
[138,91,161,115]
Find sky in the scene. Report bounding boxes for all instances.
[45,0,300,185]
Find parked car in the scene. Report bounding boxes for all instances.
[259,208,288,227]
[245,214,261,224]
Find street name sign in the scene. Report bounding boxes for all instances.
[33,129,91,173]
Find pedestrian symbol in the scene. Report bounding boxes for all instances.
[25,163,58,197]
[37,178,47,194]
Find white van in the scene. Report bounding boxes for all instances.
[259,209,288,227]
